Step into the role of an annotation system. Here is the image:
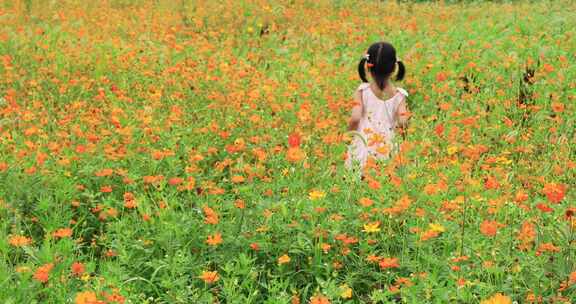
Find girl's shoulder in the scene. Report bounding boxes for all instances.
[396,87,409,97]
[356,83,371,91]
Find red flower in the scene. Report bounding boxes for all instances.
[434,124,444,137]
[288,132,301,148]
[536,203,553,213]
[71,262,85,277]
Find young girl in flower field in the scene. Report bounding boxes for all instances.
[346,41,410,170]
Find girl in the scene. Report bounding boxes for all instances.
[346,42,410,170]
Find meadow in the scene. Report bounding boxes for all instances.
[0,0,575,303]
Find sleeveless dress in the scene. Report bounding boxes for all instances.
[346,83,409,169]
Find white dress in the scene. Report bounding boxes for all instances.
[346,83,408,169]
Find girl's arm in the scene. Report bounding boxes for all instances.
[347,90,363,131]
[396,98,410,138]
[396,98,410,128]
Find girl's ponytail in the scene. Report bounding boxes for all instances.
[358,58,368,83]
[396,60,406,81]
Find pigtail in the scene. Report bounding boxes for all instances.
[396,60,406,81]
[358,58,368,83]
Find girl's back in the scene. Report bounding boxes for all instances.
[346,42,410,170]
[357,83,408,140]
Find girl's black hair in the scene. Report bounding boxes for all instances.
[357,42,405,90]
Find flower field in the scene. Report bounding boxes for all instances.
[1,0,575,303]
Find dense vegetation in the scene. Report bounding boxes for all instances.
[1,0,575,303]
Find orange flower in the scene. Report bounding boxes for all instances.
[102,291,125,303]
[542,182,566,204]
[124,199,137,209]
[291,294,301,304]
[480,220,504,237]
[206,233,223,246]
[234,199,246,209]
[551,102,565,113]
[8,235,32,247]
[143,175,164,184]
[420,229,440,241]
[457,278,466,287]
[536,242,560,255]
[379,257,399,269]
[514,190,529,203]
[71,262,85,277]
[75,291,98,304]
[358,197,373,207]
[252,148,267,161]
[569,271,576,284]
[203,206,219,225]
[199,271,219,283]
[484,176,500,190]
[123,192,137,208]
[33,263,54,283]
[53,228,73,239]
[123,191,135,201]
[383,195,412,215]
[366,255,381,263]
[310,294,330,304]
[436,71,448,82]
[366,177,381,190]
[286,147,305,162]
[231,175,245,183]
[542,63,554,73]
[168,177,184,185]
[94,168,114,177]
[517,221,536,250]
[480,293,512,304]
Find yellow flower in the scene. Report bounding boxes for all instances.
[308,190,326,201]
[362,222,381,233]
[278,254,291,265]
[429,223,445,233]
[340,284,352,299]
[496,156,512,165]
[480,293,512,304]
[75,291,97,304]
[15,266,31,273]
[447,146,458,155]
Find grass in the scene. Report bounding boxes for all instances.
[0,0,575,303]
